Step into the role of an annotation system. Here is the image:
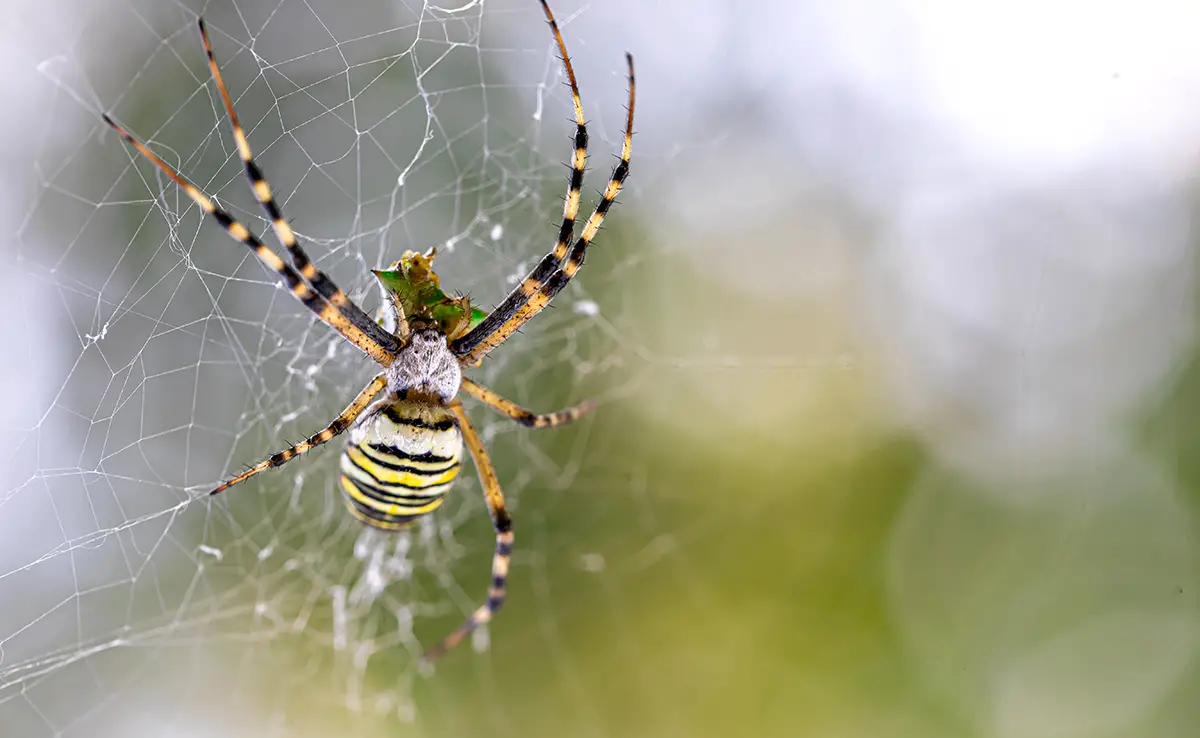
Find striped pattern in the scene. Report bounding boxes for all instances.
[454,47,635,366]
[101,115,396,367]
[422,401,514,663]
[339,400,462,530]
[210,374,388,496]
[460,376,594,428]
[196,19,403,353]
[102,19,400,367]
[453,0,588,358]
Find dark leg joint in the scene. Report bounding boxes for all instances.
[245,159,266,183]
[557,219,576,244]
[494,514,513,534]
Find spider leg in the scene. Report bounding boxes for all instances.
[102,116,396,366]
[197,19,407,348]
[454,51,634,367]
[422,400,514,664]
[374,289,410,343]
[211,374,388,495]
[460,376,594,428]
[453,0,588,359]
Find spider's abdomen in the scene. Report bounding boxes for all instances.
[339,400,462,531]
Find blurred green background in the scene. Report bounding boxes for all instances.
[2,1,1199,737]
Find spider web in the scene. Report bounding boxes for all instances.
[4,0,658,732]
[7,1,1200,737]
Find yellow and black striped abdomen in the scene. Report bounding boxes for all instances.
[339,400,462,531]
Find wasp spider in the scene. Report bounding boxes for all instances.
[103,0,634,664]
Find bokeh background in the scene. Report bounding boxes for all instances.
[3,0,1199,736]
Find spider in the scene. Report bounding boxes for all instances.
[102,0,634,664]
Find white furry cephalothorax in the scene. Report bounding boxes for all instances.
[384,328,462,401]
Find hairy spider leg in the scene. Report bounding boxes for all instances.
[210,374,388,495]
[455,52,634,366]
[103,115,397,366]
[197,19,406,350]
[422,401,514,664]
[452,0,589,358]
[460,376,594,428]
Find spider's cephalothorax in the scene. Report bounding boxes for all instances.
[376,250,476,405]
[102,0,634,664]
